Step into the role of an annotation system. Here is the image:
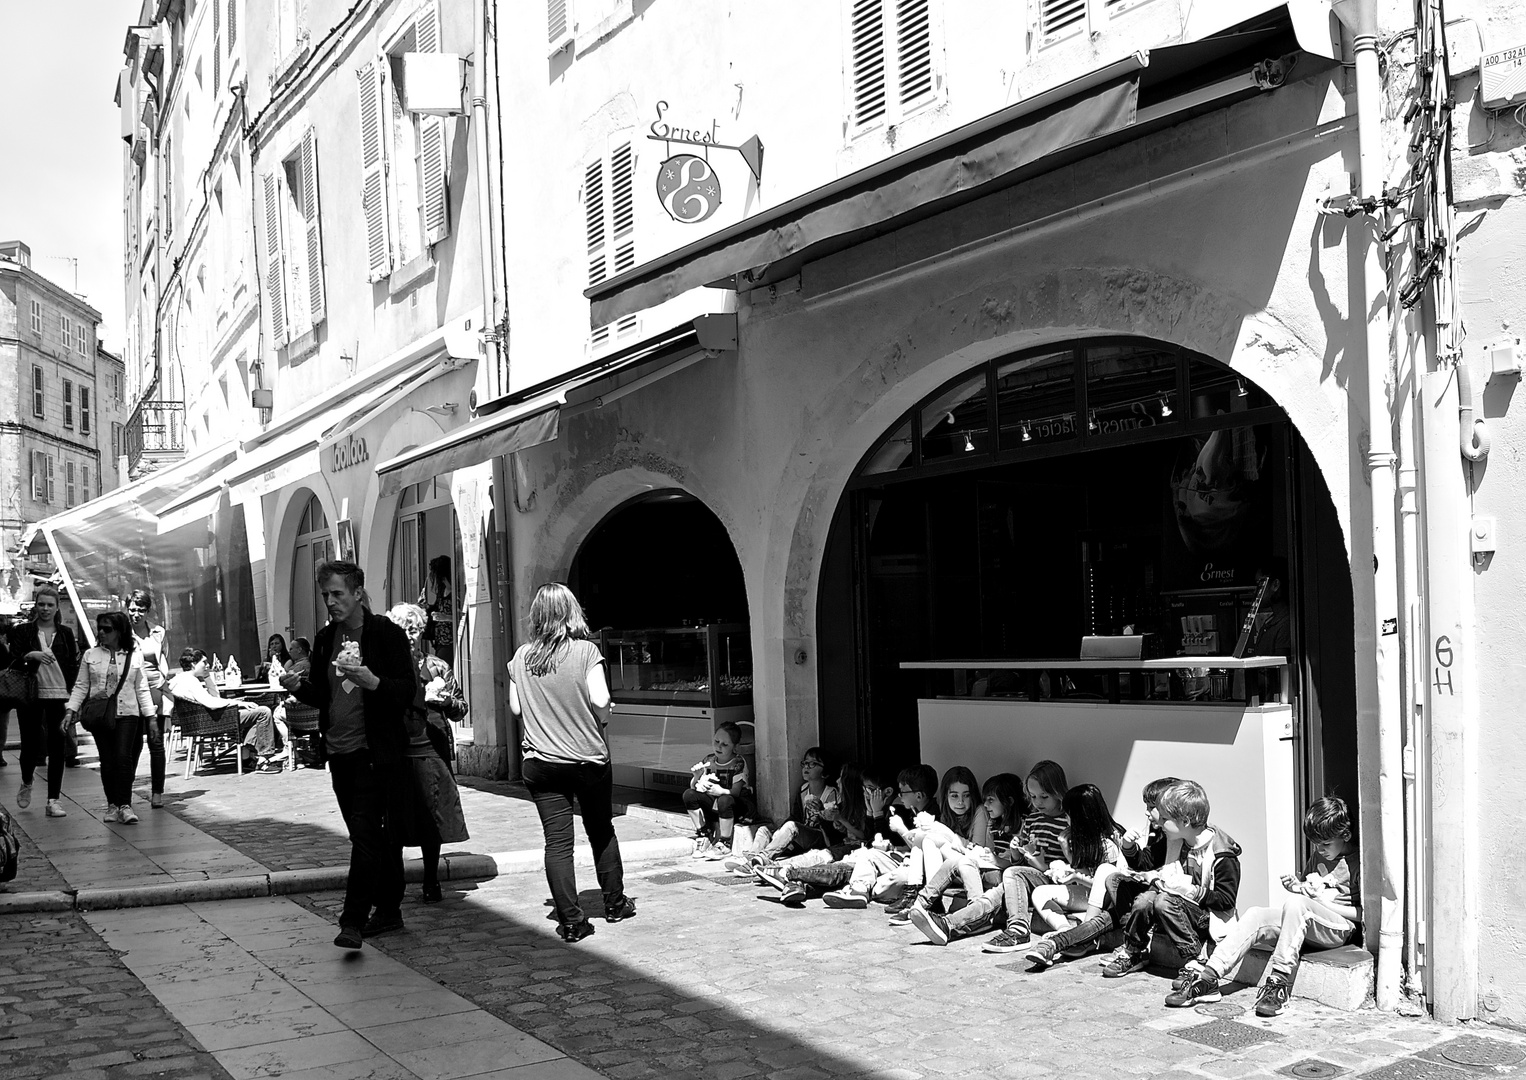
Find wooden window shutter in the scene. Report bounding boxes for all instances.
[227,0,237,48]
[414,1,449,245]
[609,141,635,274]
[300,127,327,326]
[357,58,393,281]
[850,0,887,128]
[585,159,606,286]
[896,0,933,105]
[213,0,222,93]
[31,451,45,501]
[45,455,55,504]
[262,170,288,343]
[414,0,440,53]
[548,0,569,44]
[1040,0,1086,37]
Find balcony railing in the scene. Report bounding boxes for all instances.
[124,399,185,476]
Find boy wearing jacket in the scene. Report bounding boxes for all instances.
[1101,779,1242,978]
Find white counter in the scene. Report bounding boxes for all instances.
[916,697,1295,910]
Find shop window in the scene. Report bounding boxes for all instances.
[996,350,1076,450]
[1186,356,1273,419]
[862,417,915,475]
[1084,343,1179,439]
[290,493,332,645]
[389,477,461,661]
[919,370,990,463]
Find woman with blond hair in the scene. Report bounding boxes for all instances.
[508,583,634,942]
[385,603,469,904]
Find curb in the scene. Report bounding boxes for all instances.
[0,835,695,914]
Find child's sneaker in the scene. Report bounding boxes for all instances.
[1025,938,1058,969]
[720,853,753,874]
[883,892,919,923]
[16,783,31,809]
[690,837,715,859]
[779,882,807,907]
[45,799,68,818]
[1101,945,1150,978]
[981,928,1031,953]
[704,840,732,861]
[908,906,951,946]
[1254,974,1292,1017]
[822,889,867,909]
[1169,959,1206,988]
[1165,970,1223,1007]
[755,866,789,893]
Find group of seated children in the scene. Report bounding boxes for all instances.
[688,747,1359,1019]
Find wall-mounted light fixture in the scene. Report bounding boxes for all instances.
[1088,411,1099,433]
[424,403,459,416]
[1021,421,1032,442]
[962,431,976,452]
[1158,394,1172,418]
[1236,379,1248,398]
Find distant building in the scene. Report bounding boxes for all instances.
[0,240,110,613]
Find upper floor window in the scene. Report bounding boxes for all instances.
[261,127,327,346]
[357,0,450,282]
[275,0,308,71]
[60,315,73,354]
[29,299,41,333]
[66,462,77,508]
[32,366,44,419]
[847,0,941,136]
[76,324,88,355]
[585,138,639,352]
[80,387,92,436]
[1034,0,1143,47]
[30,451,52,504]
[63,379,74,429]
[83,465,93,501]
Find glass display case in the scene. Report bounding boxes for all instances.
[600,623,753,708]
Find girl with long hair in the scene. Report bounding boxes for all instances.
[1024,783,1129,968]
[66,611,155,824]
[508,583,635,942]
[125,589,170,808]
[12,585,80,818]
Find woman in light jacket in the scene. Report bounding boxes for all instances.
[65,610,155,825]
[126,589,170,808]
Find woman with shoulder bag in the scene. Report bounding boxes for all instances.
[65,611,155,825]
[12,585,80,819]
[126,589,171,809]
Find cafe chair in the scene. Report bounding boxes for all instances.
[172,699,243,778]
[284,703,323,771]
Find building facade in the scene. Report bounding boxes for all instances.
[0,240,110,613]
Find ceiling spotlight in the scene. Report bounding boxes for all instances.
[1236,379,1248,398]
[1087,411,1098,433]
[1020,422,1032,442]
[963,431,976,452]
[1158,394,1172,418]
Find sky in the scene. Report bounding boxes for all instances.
[0,1,140,352]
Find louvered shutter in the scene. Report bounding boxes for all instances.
[585,159,606,287]
[548,0,569,44]
[357,58,393,281]
[227,0,237,48]
[300,127,327,326]
[31,451,45,501]
[262,171,288,343]
[414,0,439,52]
[850,0,887,128]
[1040,0,1086,36]
[609,142,634,275]
[213,0,222,93]
[45,456,55,504]
[412,2,449,245]
[896,0,933,106]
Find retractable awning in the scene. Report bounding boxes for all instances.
[587,9,1316,328]
[376,326,702,495]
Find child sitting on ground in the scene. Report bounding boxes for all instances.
[1166,796,1360,1017]
[904,766,990,894]
[1119,776,1178,870]
[1100,778,1242,978]
[683,722,753,860]
[979,760,1071,953]
[1019,784,1129,966]
[895,772,1026,929]
[756,763,893,906]
[818,765,939,908]
[724,747,837,872]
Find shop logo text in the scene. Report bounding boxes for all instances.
[330,434,369,473]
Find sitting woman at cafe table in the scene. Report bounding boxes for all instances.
[255,634,292,684]
[166,648,282,772]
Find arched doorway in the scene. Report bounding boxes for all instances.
[570,491,751,794]
[289,491,333,645]
[387,475,462,661]
[817,337,1356,820]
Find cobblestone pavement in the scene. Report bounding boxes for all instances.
[139,765,684,871]
[293,863,1526,1080]
[0,909,232,1080]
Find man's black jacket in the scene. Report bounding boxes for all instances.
[291,608,415,765]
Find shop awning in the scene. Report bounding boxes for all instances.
[376,325,701,496]
[587,7,1319,328]
[586,62,1142,327]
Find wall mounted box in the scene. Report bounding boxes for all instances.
[403,53,466,116]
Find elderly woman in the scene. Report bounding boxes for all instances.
[385,603,469,904]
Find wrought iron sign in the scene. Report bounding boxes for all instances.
[648,100,763,225]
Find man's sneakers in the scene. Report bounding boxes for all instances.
[45,799,67,818]
[558,919,596,943]
[1165,969,1223,1007]
[1100,945,1150,978]
[1025,937,1058,969]
[822,889,867,909]
[604,896,637,923]
[16,783,31,809]
[981,927,1032,953]
[1255,974,1292,1017]
[362,913,404,938]
[333,925,364,950]
[908,906,951,946]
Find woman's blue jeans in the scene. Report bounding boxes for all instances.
[522,757,626,928]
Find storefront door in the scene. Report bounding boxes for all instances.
[289,493,332,645]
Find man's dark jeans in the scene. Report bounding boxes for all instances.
[329,750,404,929]
[522,757,626,928]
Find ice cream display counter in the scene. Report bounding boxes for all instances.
[900,656,1294,908]
[600,624,754,793]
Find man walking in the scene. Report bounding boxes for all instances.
[282,561,416,950]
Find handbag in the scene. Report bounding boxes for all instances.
[0,663,35,706]
[0,806,19,884]
[78,654,132,736]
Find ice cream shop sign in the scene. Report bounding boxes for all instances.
[328,432,370,473]
[648,100,763,225]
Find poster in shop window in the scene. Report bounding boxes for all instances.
[1159,424,1272,592]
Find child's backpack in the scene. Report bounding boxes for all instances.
[0,805,19,884]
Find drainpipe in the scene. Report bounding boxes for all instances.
[1334,0,1404,1012]
[473,0,516,775]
